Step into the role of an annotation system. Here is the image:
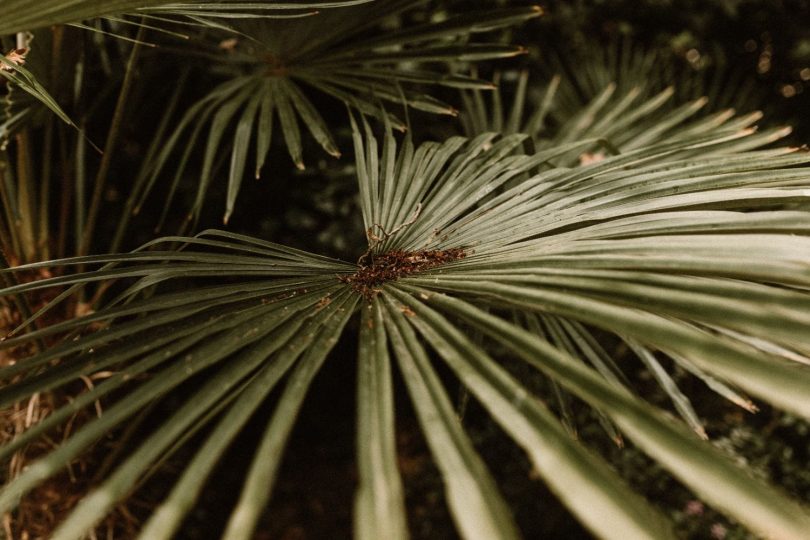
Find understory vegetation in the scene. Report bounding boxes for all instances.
[1,1,810,538]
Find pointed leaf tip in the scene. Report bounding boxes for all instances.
[532,5,544,14]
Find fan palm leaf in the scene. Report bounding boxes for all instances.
[2,103,810,539]
[461,39,768,169]
[1,48,74,133]
[532,37,762,119]
[1,3,378,138]
[0,1,381,34]
[135,2,540,224]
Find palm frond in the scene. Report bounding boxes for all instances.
[137,2,540,223]
[0,1,376,34]
[535,37,762,118]
[0,3,376,151]
[3,98,810,539]
[461,39,770,168]
[1,46,74,131]
[354,299,408,540]
[349,111,810,538]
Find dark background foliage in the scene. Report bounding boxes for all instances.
[529,0,810,138]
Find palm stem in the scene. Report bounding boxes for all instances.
[78,22,146,257]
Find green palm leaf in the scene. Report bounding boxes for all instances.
[0,54,72,128]
[354,299,408,540]
[137,2,540,223]
[3,96,810,539]
[460,41,772,168]
[0,1,377,34]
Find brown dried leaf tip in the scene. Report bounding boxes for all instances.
[1,48,28,73]
[339,247,467,299]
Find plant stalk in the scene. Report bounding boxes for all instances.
[78,23,146,257]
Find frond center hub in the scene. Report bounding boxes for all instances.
[340,248,467,299]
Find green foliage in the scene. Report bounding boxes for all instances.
[1,2,810,539]
[0,1,378,34]
[140,2,540,223]
[4,108,810,537]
